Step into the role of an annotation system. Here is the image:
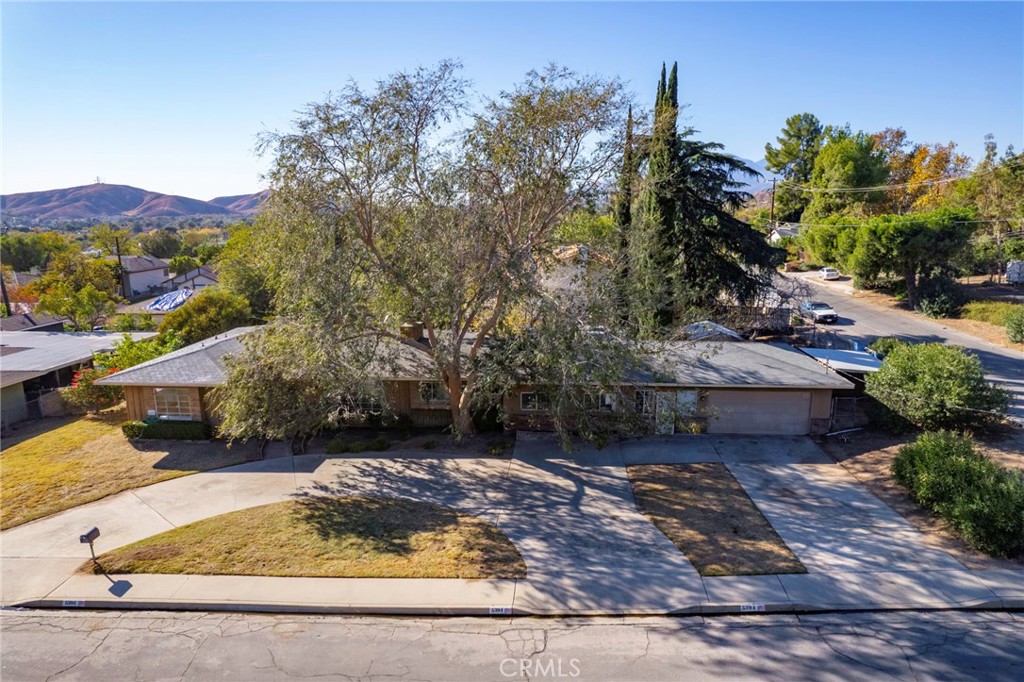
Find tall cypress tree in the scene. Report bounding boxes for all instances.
[613,106,635,322]
[637,61,680,328]
[629,61,782,332]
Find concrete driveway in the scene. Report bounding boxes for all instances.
[2,433,1010,614]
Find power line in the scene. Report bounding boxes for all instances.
[781,218,1023,230]
[775,157,1024,194]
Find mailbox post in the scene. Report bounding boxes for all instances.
[80,527,100,564]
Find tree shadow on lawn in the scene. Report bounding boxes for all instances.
[292,489,527,577]
[293,495,462,557]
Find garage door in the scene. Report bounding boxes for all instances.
[706,390,811,435]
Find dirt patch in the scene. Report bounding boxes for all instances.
[85,497,526,579]
[628,463,806,576]
[819,429,1024,570]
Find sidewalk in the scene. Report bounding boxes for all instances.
[13,567,1023,616]
[3,436,1022,617]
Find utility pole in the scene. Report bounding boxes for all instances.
[769,178,777,227]
[0,270,12,317]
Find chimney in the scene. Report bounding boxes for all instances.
[400,322,424,342]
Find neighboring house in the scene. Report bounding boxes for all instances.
[769,224,800,244]
[4,267,42,288]
[97,326,853,436]
[0,313,67,333]
[115,289,195,325]
[108,255,170,299]
[0,330,155,430]
[164,265,218,292]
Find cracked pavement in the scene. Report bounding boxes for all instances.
[2,609,1021,681]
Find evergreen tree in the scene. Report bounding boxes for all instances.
[613,105,635,316]
[628,62,783,332]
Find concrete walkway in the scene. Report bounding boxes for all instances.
[2,435,1021,615]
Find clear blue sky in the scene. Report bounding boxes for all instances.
[3,1,1022,199]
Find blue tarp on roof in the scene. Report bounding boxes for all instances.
[145,289,194,312]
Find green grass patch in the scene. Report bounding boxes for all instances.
[1,408,253,530]
[86,497,527,579]
[961,301,1023,327]
[629,463,806,576]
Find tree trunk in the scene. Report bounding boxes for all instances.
[904,267,918,308]
[447,371,476,436]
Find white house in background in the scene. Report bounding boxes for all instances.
[107,255,170,299]
[769,224,800,244]
[164,265,218,292]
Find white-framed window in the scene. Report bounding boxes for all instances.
[635,389,656,415]
[676,390,700,416]
[154,387,192,421]
[583,391,617,412]
[356,395,384,415]
[520,392,552,412]
[418,381,447,403]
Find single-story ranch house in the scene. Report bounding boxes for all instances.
[96,326,853,436]
[1,330,156,430]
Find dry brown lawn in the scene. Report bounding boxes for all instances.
[1,408,257,530]
[85,497,527,579]
[820,429,1024,570]
[628,463,806,576]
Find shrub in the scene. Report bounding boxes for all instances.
[59,367,123,413]
[422,439,438,450]
[866,342,1009,431]
[892,431,1024,557]
[867,336,905,360]
[121,420,146,439]
[370,437,390,452]
[348,441,367,453]
[914,275,963,318]
[1006,306,1024,343]
[325,439,349,454]
[140,421,211,440]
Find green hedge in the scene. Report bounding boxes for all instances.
[139,420,212,440]
[892,431,1024,557]
[121,421,146,439]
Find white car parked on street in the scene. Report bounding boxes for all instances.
[819,267,841,280]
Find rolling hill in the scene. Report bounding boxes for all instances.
[0,183,267,223]
[208,190,271,215]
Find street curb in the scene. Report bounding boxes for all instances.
[10,597,1021,617]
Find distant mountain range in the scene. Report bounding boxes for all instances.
[2,163,769,225]
[733,158,782,195]
[0,183,269,223]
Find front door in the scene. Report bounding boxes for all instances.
[655,392,675,435]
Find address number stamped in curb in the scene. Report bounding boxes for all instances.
[62,600,86,607]
[489,606,513,615]
[740,603,766,612]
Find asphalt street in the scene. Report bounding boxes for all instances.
[795,277,1024,421]
[2,609,1022,681]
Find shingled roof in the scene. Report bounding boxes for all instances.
[95,327,255,387]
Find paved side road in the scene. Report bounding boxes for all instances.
[790,275,1024,420]
[2,609,1022,681]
